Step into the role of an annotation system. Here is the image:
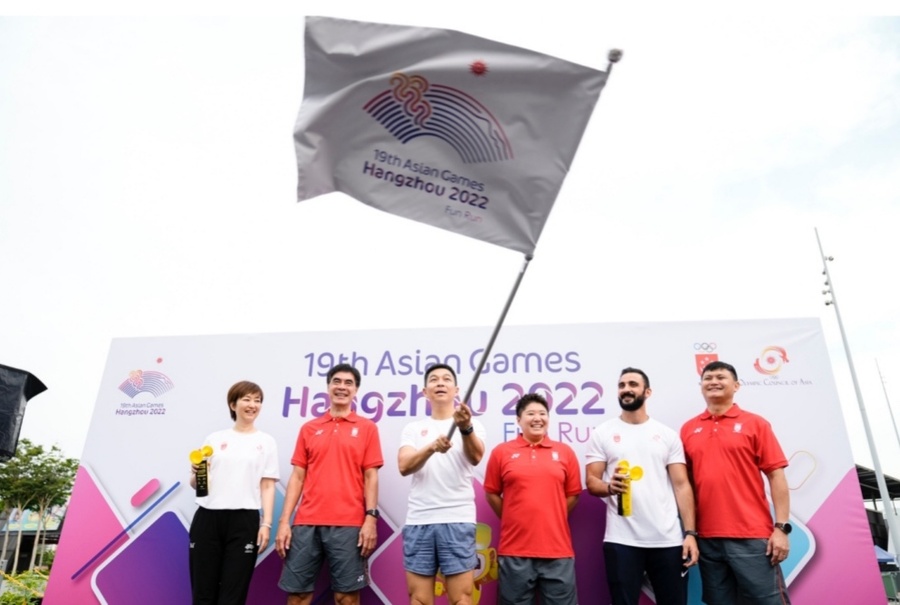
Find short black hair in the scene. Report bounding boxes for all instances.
[424,363,457,385]
[515,393,549,417]
[327,363,361,387]
[619,367,650,388]
[702,360,738,381]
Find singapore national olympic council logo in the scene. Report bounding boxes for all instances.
[693,342,718,376]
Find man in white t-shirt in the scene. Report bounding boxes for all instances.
[397,364,486,605]
[585,367,699,605]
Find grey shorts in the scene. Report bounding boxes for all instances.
[278,525,369,595]
[698,538,791,605]
[498,556,577,605]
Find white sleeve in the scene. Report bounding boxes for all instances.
[399,420,418,449]
[584,424,608,463]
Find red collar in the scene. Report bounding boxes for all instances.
[700,403,742,420]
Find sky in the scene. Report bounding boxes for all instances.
[1,4,900,480]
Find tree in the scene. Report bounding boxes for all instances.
[27,448,77,571]
[0,439,78,573]
[0,440,42,573]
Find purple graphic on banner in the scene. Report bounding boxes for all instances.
[95,511,190,604]
[71,481,180,580]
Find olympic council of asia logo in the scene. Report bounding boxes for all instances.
[364,71,513,164]
[753,346,789,376]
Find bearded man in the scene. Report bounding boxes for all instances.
[585,367,698,605]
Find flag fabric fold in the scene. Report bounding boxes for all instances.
[295,16,608,254]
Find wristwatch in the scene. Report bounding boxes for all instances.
[683,530,699,538]
[365,509,380,519]
[774,522,792,534]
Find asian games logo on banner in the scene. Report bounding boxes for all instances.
[115,367,173,417]
[364,72,513,164]
[118,369,174,398]
[754,346,790,375]
[693,342,718,375]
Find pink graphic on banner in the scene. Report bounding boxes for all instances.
[130,478,161,507]
[788,468,884,603]
[43,466,128,604]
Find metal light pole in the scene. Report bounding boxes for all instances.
[876,359,900,479]
[817,227,900,554]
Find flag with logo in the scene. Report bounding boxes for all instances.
[295,16,608,254]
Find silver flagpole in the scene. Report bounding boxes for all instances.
[447,48,623,440]
[817,228,900,554]
[448,253,533,439]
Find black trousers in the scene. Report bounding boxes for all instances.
[189,507,259,605]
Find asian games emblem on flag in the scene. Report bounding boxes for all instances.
[293,16,609,254]
[364,72,513,164]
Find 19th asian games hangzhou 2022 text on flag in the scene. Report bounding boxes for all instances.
[294,16,609,255]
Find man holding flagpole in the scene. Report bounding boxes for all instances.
[398,364,486,605]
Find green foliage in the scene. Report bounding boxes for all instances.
[0,439,79,573]
[0,570,46,604]
[0,439,78,513]
[0,438,77,508]
[37,549,53,571]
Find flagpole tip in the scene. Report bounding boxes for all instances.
[608,49,623,63]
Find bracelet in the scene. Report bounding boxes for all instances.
[683,530,698,538]
[460,425,475,436]
[260,522,272,529]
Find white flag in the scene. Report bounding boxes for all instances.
[295,16,608,254]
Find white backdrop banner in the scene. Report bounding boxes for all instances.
[45,319,884,604]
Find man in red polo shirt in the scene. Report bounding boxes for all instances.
[276,363,383,605]
[680,360,791,605]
